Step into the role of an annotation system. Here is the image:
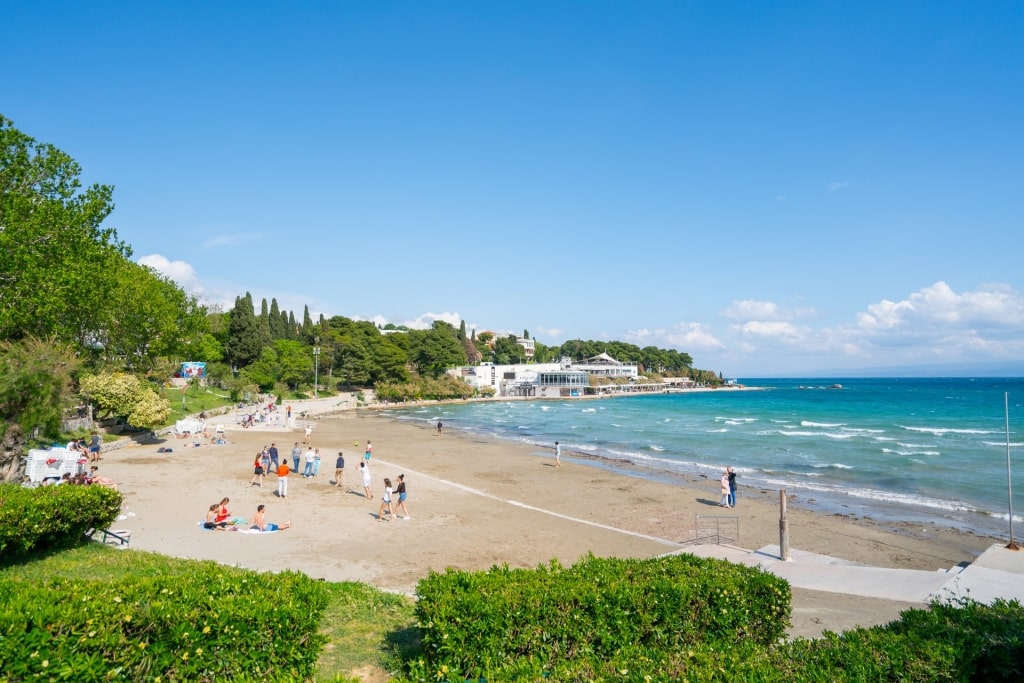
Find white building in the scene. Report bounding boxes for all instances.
[450,354,641,397]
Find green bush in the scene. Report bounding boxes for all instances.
[0,562,328,681]
[0,483,122,557]
[409,553,791,680]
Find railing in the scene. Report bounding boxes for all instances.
[688,514,739,546]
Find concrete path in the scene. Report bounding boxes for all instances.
[675,542,1024,605]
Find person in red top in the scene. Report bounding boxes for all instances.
[250,452,265,487]
[276,460,290,498]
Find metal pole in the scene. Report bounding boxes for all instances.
[1006,392,1019,550]
[313,347,320,399]
[779,489,790,561]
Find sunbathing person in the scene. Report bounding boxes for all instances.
[250,504,291,532]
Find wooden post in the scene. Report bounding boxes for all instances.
[779,489,790,561]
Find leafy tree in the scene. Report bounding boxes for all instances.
[408,322,466,378]
[0,336,80,443]
[275,339,314,390]
[0,115,131,347]
[97,259,207,369]
[79,371,171,428]
[494,335,525,365]
[225,294,262,368]
[127,387,171,429]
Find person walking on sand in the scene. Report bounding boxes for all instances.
[364,440,372,462]
[360,460,372,499]
[302,447,315,478]
[554,441,561,467]
[378,477,394,522]
[251,504,291,532]
[394,474,410,519]
[334,451,345,487]
[727,467,737,507]
[719,468,732,508]
[291,442,302,472]
[304,424,312,445]
[251,452,265,487]
[260,446,271,475]
[268,443,279,471]
[277,460,290,498]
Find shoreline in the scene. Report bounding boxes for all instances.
[93,397,1000,639]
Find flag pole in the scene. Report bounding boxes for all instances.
[1006,392,1019,551]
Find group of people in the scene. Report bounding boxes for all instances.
[65,432,103,463]
[246,437,412,521]
[203,496,290,532]
[719,466,738,507]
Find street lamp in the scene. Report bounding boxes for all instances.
[313,346,320,398]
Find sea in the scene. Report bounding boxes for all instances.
[385,377,1024,537]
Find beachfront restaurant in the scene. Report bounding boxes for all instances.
[536,370,590,398]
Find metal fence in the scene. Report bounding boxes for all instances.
[689,514,739,546]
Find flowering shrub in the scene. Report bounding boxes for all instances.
[0,483,121,557]
[0,562,328,681]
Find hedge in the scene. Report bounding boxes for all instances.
[0,483,122,558]
[0,562,328,681]
[408,553,791,680]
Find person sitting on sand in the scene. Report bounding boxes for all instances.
[204,503,229,530]
[250,504,291,532]
[215,497,231,524]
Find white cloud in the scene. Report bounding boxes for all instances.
[625,323,724,351]
[722,299,817,322]
[201,232,264,248]
[828,181,850,191]
[138,254,203,294]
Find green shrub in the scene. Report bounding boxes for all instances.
[0,562,328,681]
[410,553,791,680]
[0,483,122,558]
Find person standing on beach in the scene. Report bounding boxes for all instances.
[394,474,410,519]
[313,448,322,477]
[554,441,561,467]
[436,421,443,436]
[303,447,315,478]
[364,440,372,462]
[727,467,737,507]
[260,446,271,476]
[251,452,265,487]
[304,424,313,445]
[291,442,302,472]
[268,443,279,472]
[378,477,394,522]
[277,460,289,498]
[334,451,345,487]
[88,431,102,463]
[720,468,732,508]
[360,460,372,499]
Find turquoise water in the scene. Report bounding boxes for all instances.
[386,378,1024,536]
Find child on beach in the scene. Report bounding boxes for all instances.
[364,440,372,462]
[378,478,394,522]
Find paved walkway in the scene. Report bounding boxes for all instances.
[677,542,1024,605]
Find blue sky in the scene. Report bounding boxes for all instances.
[4,2,1023,377]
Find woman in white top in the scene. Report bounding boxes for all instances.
[360,461,372,499]
[378,477,393,522]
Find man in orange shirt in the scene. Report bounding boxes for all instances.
[276,460,290,498]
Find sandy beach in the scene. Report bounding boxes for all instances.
[97,398,998,640]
